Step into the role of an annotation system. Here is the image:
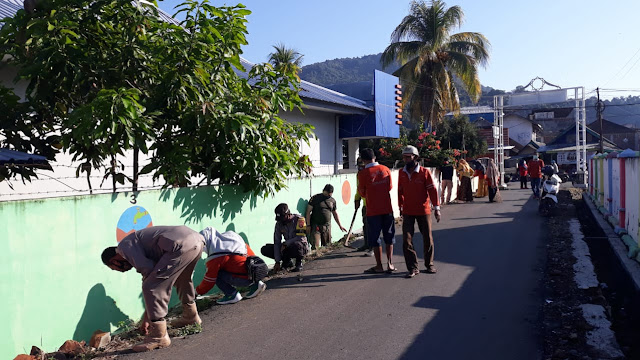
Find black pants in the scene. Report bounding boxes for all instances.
[520,176,528,189]
[261,243,305,266]
[488,186,497,202]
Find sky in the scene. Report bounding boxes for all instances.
[158,0,640,99]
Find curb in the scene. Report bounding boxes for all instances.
[582,193,640,293]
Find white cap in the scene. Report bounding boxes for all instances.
[402,145,419,156]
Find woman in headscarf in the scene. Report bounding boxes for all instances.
[456,159,474,202]
[472,160,488,198]
[486,158,502,203]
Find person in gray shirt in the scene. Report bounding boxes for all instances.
[101,225,204,352]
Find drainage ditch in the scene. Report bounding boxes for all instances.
[575,197,640,359]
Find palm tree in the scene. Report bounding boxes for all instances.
[381,0,490,126]
[268,43,304,75]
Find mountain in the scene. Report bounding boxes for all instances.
[301,54,640,127]
[300,52,499,106]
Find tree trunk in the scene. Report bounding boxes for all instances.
[133,146,139,192]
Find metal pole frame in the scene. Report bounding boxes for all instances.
[493,86,588,189]
[493,96,506,188]
[575,87,588,188]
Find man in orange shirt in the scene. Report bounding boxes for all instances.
[357,148,396,274]
[527,154,545,199]
[398,146,441,278]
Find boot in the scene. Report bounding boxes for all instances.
[170,302,202,329]
[132,320,171,352]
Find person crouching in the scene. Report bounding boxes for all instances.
[196,227,267,305]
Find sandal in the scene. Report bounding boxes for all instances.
[386,264,397,273]
[405,270,419,278]
[364,266,385,274]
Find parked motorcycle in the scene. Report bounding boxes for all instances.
[539,165,562,216]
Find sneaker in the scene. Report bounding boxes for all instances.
[217,291,242,305]
[363,250,374,257]
[244,281,267,299]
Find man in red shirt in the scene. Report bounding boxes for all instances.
[357,148,396,274]
[398,146,441,278]
[527,154,545,199]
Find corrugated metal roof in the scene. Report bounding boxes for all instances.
[0,0,22,20]
[0,148,48,165]
[239,59,372,113]
[0,0,180,25]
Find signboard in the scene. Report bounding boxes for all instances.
[557,151,595,165]
[509,89,568,106]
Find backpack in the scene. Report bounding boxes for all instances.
[245,255,268,283]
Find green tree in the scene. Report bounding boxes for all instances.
[268,43,304,75]
[0,0,314,196]
[381,0,490,126]
[435,115,487,158]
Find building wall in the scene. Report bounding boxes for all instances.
[504,115,534,146]
[282,108,341,176]
[0,174,363,359]
[534,118,574,143]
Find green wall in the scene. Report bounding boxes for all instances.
[0,173,360,358]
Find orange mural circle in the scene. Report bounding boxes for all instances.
[342,180,351,205]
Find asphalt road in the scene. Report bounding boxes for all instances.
[123,185,545,360]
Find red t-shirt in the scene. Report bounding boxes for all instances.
[357,163,393,216]
[398,166,439,215]
[527,160,545,178]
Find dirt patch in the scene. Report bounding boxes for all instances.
[541,187,595,359]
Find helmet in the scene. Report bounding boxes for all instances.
[542,165,555,176]
[402,145,419,156]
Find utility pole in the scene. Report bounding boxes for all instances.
[596,88,604,154]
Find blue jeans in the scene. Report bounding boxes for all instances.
[216,270,252,296]
[531,177,542,198]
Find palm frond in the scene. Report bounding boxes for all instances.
[449,32,490,67]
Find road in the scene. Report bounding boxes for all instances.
[123,185,545,360]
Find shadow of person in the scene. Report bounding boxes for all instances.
[296,197,309,216]
[73,284,131,343]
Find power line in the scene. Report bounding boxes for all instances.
[602,47,640,87]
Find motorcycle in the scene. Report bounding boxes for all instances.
[538,172,562,216]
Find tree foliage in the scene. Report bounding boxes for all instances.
[361,125,470,169]
[0,0,314,196]
[381,0,490,126]
[435,115,487,158]
[268,43,303,75]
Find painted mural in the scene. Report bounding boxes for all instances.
[116,206,153,242]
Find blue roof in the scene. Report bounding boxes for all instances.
[0,148,48,165]
[0,0,180,25]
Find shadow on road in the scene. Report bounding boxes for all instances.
[395,191,545,360]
